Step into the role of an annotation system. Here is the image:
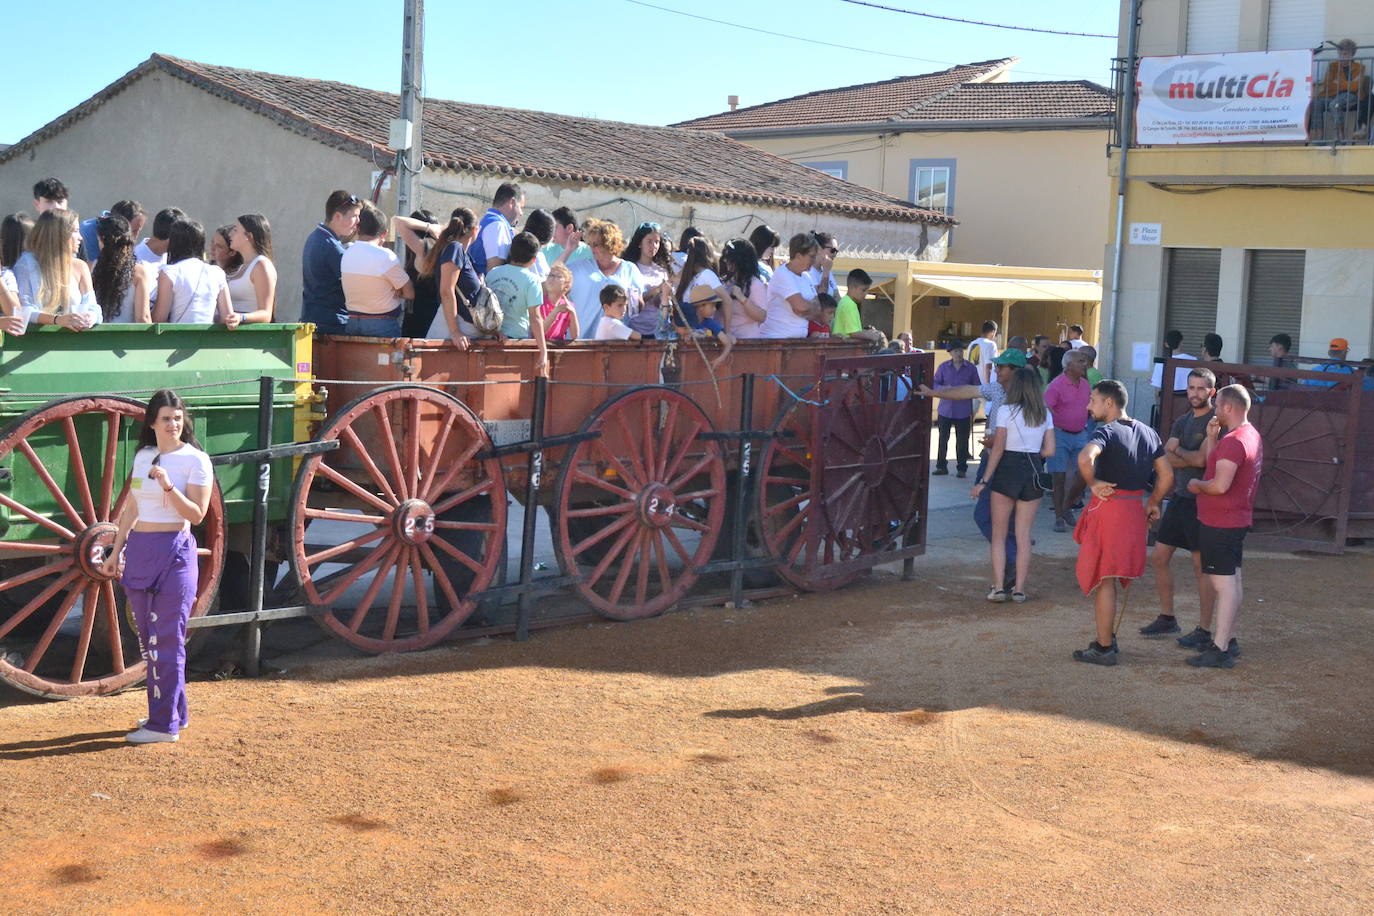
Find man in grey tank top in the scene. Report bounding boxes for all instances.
[1140,366,1217,642]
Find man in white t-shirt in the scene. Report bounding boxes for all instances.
[135,207,184,265]
[471,182,524,277]
[1066,324,1089,349]
[968,321,1001,385]
[339,202,413,338]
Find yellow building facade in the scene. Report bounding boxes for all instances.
[1104,0,1374,386]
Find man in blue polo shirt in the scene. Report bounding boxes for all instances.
[301,190,362,335]
[470,182,525,278]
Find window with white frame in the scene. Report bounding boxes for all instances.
[908,159,955,216]
[1266,0,1324,52]
[1186,0,1241,54]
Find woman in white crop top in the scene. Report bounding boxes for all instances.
[225,214,276,323]
[152,218,239,327]
[103,389,214,744]
[970,366,1056,603]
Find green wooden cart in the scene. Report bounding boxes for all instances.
[0,324,315,697]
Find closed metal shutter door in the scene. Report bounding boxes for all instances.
[1165,248,1220,356]
[1244,249,1305,363]
[1266,0,1324,51]
[1187,0,1240,53]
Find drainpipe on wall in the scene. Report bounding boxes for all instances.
[1105,0,1142,377]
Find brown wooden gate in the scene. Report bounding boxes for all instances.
[1158,359,1366,553]
[801,352,934,583]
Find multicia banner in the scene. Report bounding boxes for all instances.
[1136,50,1313,144]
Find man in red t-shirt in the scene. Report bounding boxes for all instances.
[1186,384,1263,669]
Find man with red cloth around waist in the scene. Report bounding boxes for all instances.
[1185,384,1263,669]
[1072,379,1172,666]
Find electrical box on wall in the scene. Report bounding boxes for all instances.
[936,296,951,309]
[389,118,413,150]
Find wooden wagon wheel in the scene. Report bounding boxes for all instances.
[289,385,506,653]
[553,386,726,620]
[0,396,225,698]
[755,393,863,592]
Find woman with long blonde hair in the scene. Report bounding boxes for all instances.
[12,209,101,331]
[971,366,1055,602]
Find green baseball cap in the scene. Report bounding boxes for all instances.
[992,349,1027,368]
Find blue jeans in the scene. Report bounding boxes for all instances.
[340,313,403,338]
[1047,426,1091,474]
[974,459,1017,574]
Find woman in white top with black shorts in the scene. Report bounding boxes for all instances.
[225,214,276,323]
[153,219,239,327]
[970,367,1055,603]
[102,389,214,744]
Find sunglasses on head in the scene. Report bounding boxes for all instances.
[637,221,662,233]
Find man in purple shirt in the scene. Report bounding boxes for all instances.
[932,341,981,477]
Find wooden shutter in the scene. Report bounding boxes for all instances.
[1165,248,1220,356]
[1187,0,1240,54]
[1244,250,1305,363]
[1266,0,1324,51]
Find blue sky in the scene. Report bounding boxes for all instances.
[3,0,1119,143]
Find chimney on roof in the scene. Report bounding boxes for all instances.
[728,95,739,111]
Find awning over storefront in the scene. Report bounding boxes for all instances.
[912,275,1102,303]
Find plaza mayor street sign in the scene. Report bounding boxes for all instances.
[1136,50,1313,144]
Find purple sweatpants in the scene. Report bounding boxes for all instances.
[123,528,198,735]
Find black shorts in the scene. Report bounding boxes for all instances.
[1156,496,1200,551]
[986,453,1048,503]
[1198,524,1247,575]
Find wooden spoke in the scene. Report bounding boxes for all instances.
[381,550,409,641]
[0,568,82,640]
[67,584,99,684]
[405,396,422,500]
[668,452,714,492]
[420,410,459,497]
[428,532,486,577]
[0,541,65,556]
[571,513,636,556]
[99,580,125,675]
[98,410,122,520]
[418,541,462,613]
[634,529,651,609]
[660,525,694,568]
[606,530,645,608]
[422,437,483,504]
[23,584,85,674]
[654,399,679,480]
[302,527,388,567]
[431,478,495,517]
[409,547,429,637]
[670,515,710,533]
[304,507,389,526]
[615,408,650,487]
[61,417,98,526]
[0,559,73,594]
[432,518,502,531]
[346,542,403,634]
[563,502,633,519]
[320,537,396,607]
[591,437,642,491]
[660,421,703,484]
[371,403,411,501]
[16,439,87,531]
[583,521,641,590]
[315,461,396,514]
[340,426,401,506]
[0,493,77,541]
[571,469,637,502]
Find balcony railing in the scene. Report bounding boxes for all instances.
[1109,54,1374,149]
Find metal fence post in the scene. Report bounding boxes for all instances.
[244,375,274,676]
[515,375,547,641]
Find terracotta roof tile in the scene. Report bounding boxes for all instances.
[672,60,1016,130]
[673,61,1114,130]
[908,81,1114,121]
[1,55,951,225]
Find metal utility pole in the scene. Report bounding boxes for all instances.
[395,0,425,221]
[1105,0,1141,377]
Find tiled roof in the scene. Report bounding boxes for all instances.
[0,55,951,225]
[672,60,1016,130]
[908,81,1114,121]
[673,61,1113,131]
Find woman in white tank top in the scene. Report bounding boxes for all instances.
[91,214,155,323]
[152,219,238,326]
[225,214,276,322]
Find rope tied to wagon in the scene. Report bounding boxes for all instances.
[767,375,828,408]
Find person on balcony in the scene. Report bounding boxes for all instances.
[1311,39,1370,139]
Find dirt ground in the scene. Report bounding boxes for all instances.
[2,545,1373,915]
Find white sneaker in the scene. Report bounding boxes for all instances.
[125,727,178,744]
[136,718,188,730]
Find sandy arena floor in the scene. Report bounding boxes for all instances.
[2,542,1372,914]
